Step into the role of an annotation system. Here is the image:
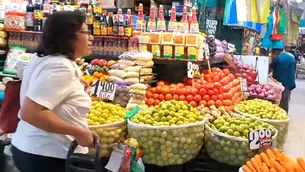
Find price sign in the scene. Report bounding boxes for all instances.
[91,81,117,101]
[187,61,200,79]
[240,78,248,92]
[249,129,273,150]
[206,19,218,35]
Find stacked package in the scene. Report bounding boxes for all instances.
[126,83,148,110]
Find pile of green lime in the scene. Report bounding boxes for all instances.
[205,115,277,166]
[128,100,205,166]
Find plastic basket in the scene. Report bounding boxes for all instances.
[234,106,289,150]
[204,123,278,166]
[88,121,127,158]
[127,119,205,166]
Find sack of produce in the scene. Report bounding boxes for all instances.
[128,100,205,166]
[118,51,139,60]
[133,51,153,61]
[113,82,131,107]
[235,99,289,150]
[108,69,127,78]
[126,83,148,110]
[87,101,128,157]
[205,115,278,166]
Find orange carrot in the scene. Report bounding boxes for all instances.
[261,153,271,167]
[247,161,257,172]
[242,165,253,172]
[251,158,262,172]
[266,149,274,159]
[295,162,305,172]
[283,161,295,172]
[270,158,277,168]
[261,162,270,172]
[273,161,286,172]
[297,157,305,171]
[273,148,283,161]
[255,154,262,167]
[270,168,276,172]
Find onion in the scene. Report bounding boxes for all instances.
[262,88,266,93]
[255,87,262,93]
[267,95,275,99]
[259,93,264,97]
[264,85,271,90]
[267,90,274,95]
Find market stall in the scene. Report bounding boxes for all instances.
[0,0,300,172]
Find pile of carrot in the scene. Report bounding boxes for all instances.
[242,148,305,172]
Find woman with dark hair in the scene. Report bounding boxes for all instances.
[11,11,98,172]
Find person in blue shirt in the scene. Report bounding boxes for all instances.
[270,48,296,113]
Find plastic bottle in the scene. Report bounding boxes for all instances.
[156,5,166,32]
[189,7,199,34]
[135,3,143,31]
[179,6,188,33]
[167,6,177,32]
[147,5,156,32]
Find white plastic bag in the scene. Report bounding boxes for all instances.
[133,51,153,61]
[108,69,127,78]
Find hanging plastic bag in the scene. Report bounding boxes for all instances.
[131,147,145,172]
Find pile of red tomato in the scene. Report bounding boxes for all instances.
[145,68,243,112]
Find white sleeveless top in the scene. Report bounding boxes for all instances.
[12,55,92,159]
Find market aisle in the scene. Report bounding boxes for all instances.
[283,79,305,159]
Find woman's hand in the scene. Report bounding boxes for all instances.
[80,78,90,90]
[74,128,99,147]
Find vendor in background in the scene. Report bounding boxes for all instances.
[270,48,296,113]
[11,11,98,172]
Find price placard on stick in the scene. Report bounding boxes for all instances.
[187,61,200,79]
[248,128,273,150]
[91,81,117,101]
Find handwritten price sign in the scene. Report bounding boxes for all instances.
[91,81,117,101]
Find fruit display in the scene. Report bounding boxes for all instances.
[228,56,258,86]
[197,104,241,122]
[81,58,116,86]
[241,149,305,172]
[87,101,128,157]
[205,115,277,166]
[235,99,289,150]
[145,67,243,111]
[128,100,205,166]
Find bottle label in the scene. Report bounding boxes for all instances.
[124,27,132,37]
[107,27,113,35]
[93,23,101,36]
[157,21,166,31]
[34,10,43,20]
[135,19,142,31]
[179,23,188,33]
[86,16,94,24]
[25,12,34,27]
[168,21,177,32]
[113,26,118,35]
[147,21,156,32]
[101,26,107,35]
[118,26,124,36]
[190,23,199,34]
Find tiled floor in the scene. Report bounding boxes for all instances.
[283,79,305,159]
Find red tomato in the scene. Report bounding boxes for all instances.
[176,83,184,88]
[185,87,192,95]
[211,67,218,72]
[194,94,202,102]
[218,72,225,79]
[186,95,194,102]
[210,95,217,101]
[232,79,240,86]
[220,77,230,86]
[215,100,223,107]
[147,98,155,106]
[223,69,230,76]
[194,83,202,90]
[169,87,177,95]
[222,86,230,93]
[199,100,207,106]
[156,85,163,94]
[153,93,159,99]
[146,91,153,98]
[186,79,193,85]
[213,82,222,89]
[213,75,220,82]
[190,101,197,107]
[150,87,156,93]
[165,94,173,100]
[212,88,219,95]
[154,99,160,105]
[206,83,213,90]
[223,100,233,106]
[157,81,165,86]
[170,84,177,88]
[216,94,224,100]
[208,90,214,96]
[191,88,199,95]
[179,95,186,101]
[158,94,165,101]
[208,100,215,106]
[204,74,211,81]
[228,74,235,81]
[173,94,179,100]
[199,88,208,96]
[203,95,210,102]
[177,88,186,95]
[161,88,170,95]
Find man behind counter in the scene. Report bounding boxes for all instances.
[269,48,296,113]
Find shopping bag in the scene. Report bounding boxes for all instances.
[0,80,21,133]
